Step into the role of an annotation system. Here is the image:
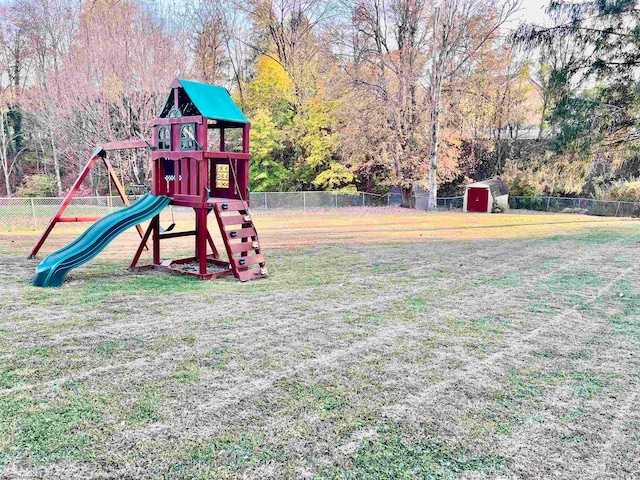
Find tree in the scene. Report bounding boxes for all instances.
[0,97,19,195]
[425,0,518,210]
[246,0,330,105]
[0,3,30,195]
[333,0,517,207]
[333,0,431,206]
[515,0,640,150]
[38,0,184,192]
[243,1,342,192]
[12,0,79,195]
[512,0,640,197]
[249,108,290,191]
[190,0,229,86]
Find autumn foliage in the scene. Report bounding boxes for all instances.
[1,0,539,202]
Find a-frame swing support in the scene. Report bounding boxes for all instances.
[28,140,151,259]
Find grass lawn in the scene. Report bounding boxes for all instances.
[1,209,639,478]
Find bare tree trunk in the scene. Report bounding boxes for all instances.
[0,110,12,196]
[401,186,413,208]
[50,129,63,195]
[427,6,440,212]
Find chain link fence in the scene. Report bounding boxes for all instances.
[0,191,389,231]
[388,193,640,216]
[0,196,133,232]
[250,191,388,210]
[387,193,464,209]
[2,192,638,232]
[510,196,640,217]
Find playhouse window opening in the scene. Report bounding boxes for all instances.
[224,128,243,153]
[180,123,197,151]
[157,125,171,151]
[163,159,175,181]
[208,128,221,152]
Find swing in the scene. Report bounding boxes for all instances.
[160,205,175,233]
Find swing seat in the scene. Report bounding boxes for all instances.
[160,223,175,233]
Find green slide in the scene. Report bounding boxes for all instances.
[33,194,171,287]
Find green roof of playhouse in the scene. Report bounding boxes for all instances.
[160,79,249,124]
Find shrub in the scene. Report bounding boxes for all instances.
[492,201,508,213]
[502,163,543,196]
[609,181,640,202]
[16,174,58,197]
[511,196,535,210]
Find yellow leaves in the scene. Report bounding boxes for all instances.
[609,181,640,202]
[246,56,294,112]
[313,163,355,190]
[103,71,123,103]
[257,56,292,92]
[293,98,339,170]
[250,108,281,162]
[502,162,543,196]
[436,128,463,184]
[0,89,16,110]
[502,152,592,197]
[81,0,131,25]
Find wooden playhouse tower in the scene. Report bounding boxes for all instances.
[129,78,267,281]
[29,79,266,282]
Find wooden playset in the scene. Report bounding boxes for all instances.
[30,79,267,283]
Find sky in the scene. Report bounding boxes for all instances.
[0,0,552,27]
[508,0,551,29]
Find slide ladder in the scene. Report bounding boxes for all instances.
[210,199,267,282]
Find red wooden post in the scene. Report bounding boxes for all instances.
[196,208,208,275]
[171,159,178,196]
[28,152,101,258]
[199,158,208,201]
[179,158,186,195]
[242,124,250,154]
[153,215,161,265]
[197,120,208,200]
[103,157,146,242]
[241,123,251,204]
[152,155,159,195]
[130,218,156,269]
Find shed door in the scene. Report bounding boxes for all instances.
[467,187,489,212]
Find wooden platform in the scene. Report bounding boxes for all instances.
[130,198,267,282]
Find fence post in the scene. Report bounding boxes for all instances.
[334,192,338,208]
[30,198,36,231]
[615,201,621,217]
[264,192,268,211]
[362,191,365,207]
[303,191,306,212]
[546,196,551,212]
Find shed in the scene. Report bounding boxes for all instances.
[463,179,509,213]
[389,186,402,206]
[413,183,430,210]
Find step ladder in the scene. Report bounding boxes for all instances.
[210,199,267,282]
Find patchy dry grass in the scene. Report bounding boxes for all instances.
[1,210,640,478]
